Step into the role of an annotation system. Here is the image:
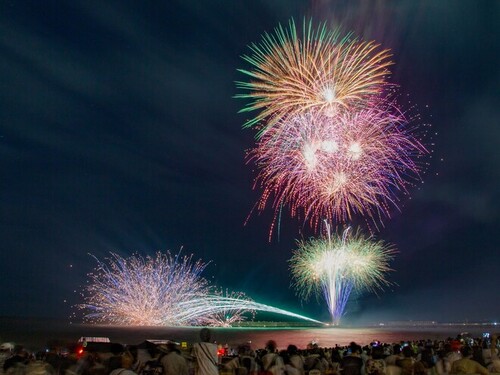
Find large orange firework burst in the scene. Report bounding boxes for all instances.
[236,19,393,135]
[248,103,428,233]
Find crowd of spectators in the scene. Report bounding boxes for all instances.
[0,331,499,375]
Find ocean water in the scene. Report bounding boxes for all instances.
[0,317,494,351]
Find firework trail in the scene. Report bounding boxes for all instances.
[199,289,256,327]
[235,18,393,135]
[249,104,427,234]
[79,251,321,326]
[289,225,394,325]
[177,296,321,324]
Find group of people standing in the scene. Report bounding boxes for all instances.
[147,331,500,375]
[218,333,500,375]
[1,330,500,375]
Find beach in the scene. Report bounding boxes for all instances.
[1,317,496,351]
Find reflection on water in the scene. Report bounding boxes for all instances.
[0,317,493,350]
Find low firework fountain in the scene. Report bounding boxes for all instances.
[289,224,395,325]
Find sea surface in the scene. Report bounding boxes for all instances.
[0,317,495,351]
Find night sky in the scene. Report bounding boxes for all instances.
[1,1,498,325]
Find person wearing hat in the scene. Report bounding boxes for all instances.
[159,343,188,375]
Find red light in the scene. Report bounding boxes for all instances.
[78,348,84,354]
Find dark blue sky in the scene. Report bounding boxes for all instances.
[0,0,498,324]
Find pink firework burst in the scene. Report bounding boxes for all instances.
[249,102,428,234]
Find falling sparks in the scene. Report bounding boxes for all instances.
[249,106,427,232]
